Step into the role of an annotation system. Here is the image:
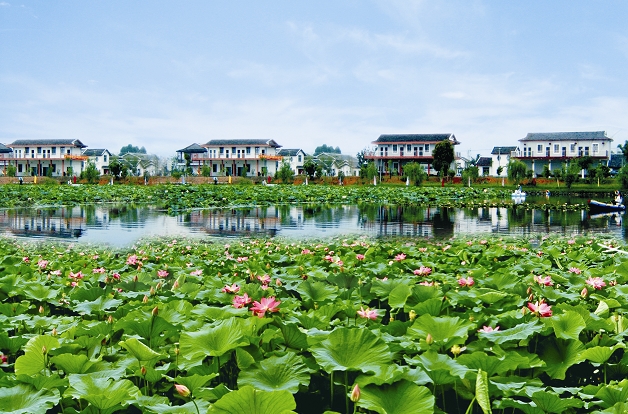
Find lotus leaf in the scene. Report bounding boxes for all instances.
[208,386,296,414]
[0,384,60,414]
[357,380,434,414]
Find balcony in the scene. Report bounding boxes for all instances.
[511,150,608,159]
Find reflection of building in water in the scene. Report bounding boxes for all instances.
[182,208,284,236]
[358,206,442,238]
[0,207,87,240]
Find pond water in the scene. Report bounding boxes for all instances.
[0,197,625,247]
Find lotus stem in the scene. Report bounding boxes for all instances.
[330,371,334,408]
[345,371,349,414]
[192,398,201,414]
[464,397,475,414]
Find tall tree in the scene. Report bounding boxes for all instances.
[618,141,628,162]
[314,144,341,155]
[432,141,455,186]
[507,159,527,186]
[119,145,147,155]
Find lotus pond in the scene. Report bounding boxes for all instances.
[2,235,628,413]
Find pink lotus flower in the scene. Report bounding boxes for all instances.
[37,260,48,269]
[394,253,406,261]
[420,281,434,286]
[357,306,378,320]
[534,275,553,286]
[250,296,281,317]
[323,255,334,262]
[418,247,427,252]
[458,277,474,287]
[174,383,190,397]
[301,249,312,255]
[126,255,138,265]
[257,274,271,285]
[236,256,249,263]
[528,301,552,317]
[569,267,582,274]
[568,239,575,245]
[232,293,252,309]
[22,256,29,263]
[414,266,432,276]
[581,287,588,298]
[478,326,500,333]
[221,283,240,293]
[69,271,84,280]
[157,270,169,278]
[93,267,106,274]
[190,269,203,276]
[50,270,61,276]
[585,277,606,290]
[356,254,365,260]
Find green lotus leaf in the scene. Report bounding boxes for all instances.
[539,338,585,380]
[0,384,60,414]
[180,317,249,364]
[407,314,472,346]
[235,347,256,369]
[596,402,628,414]
[237,352,310,393]
[529,390,583,413]
[22,283,60,302]
[141,400,210,414]
[66,374,141,411]
[357,380,434,414]
[494,397,544,414]
[409,297,443,316]
[73,296,123,316]
[406,350,470,384]
[116,312,176,343]
[279,322,309,350]
[370,279,405,299]
[479,320,543,344]
[405,285,441,308]
[387,284,411,309]
[295,280,338,304]
[356,364,431,387]
[50,353,97,374]
[551,311,586,340]
[456,352,521,377]
[476,369,492,414]
[174,373,218,394]
[311,327,392,373]
[208,386,296,414]
[0,333,29,354]
[594,380,628,409]
[14,335,60,376]
[581,343,625,365]
[119,338,166,362]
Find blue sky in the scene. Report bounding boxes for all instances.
[2,1,628,159]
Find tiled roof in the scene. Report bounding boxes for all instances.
[373,134,459,144]
[491,146,517,155]
[277,149,306,157]
[204,139,282,148]
[0,143,12,153]
[520,131,609,142]
[177,143,206,153]
[476,157,492,167]
[9,139,87,148]
[82,149,110,156]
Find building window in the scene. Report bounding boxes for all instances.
[392,144,398,152]
[246,147,251,154]
[425,144,430,152]
[219,147,224,154]
[298,155,302,162]
[570,144,575,152]
[18,164,22,173]
[52,147,56,154]
[25,147,29,154]
[255,147,259,154]
[407,144,411,151]
[37,147,42,154]
[537,144,542,152]
[592,143,599,153]
[232,147,236,154]
[554,144,559,153]
[104,155,107,162]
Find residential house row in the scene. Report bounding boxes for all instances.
[0,131,619,178]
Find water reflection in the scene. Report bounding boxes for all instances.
[0,203,624,247]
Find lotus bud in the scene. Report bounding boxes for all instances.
[526,286,532,295]
[42,346,47,355]
[107,315,114,324]
[275,278,282,287]
[172,280,180,290]
[152,306,159,317]
[142,295,149,304]
[409,310,417,321]
[150,286,155,296]
[521,307,527,315]
[350,384,361,402]
[156,282,162,290]
[581,287,588,298]
[390,316,394,322]
[141,365,147,376]
[426,333,433,345]
[51,327,57,337]
[450,344,466,357]
[104,276,110,284]
[528,294,534,301]
[175,342,180,355]
[174,384,190,397]
[133,275,138,283]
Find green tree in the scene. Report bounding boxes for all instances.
[432,141,455,185]
[82,162,100,184]
[6,165,16,177]
[618,165,628,189]
[618,141,628,163]
[277,162,294,183]
[314,145,341,155]
[496,166,504,176]
[201,165,212,177]
[564,162,580,188]
[403,162,427,186]
[119,145,147,155]
[303,158,317,179]
[507,159,527,186]
[462,165,479,186]
[542,165,552,178]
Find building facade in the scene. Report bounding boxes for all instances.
[277,149,307,175]
[177,139,284,177]
[364,134,460,176]
[511,131,612,176]
[490,146,518,177]
[7,139,88,177]
[82,149,112,175]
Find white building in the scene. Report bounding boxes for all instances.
[177,139,284,177]
[511,131,612,176]
[82,149,112,175]
[277,149,307,175]
[7,139,88,177]
[490,146,518,177]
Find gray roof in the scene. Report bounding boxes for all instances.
[9,139,87,148]
[491,146,517,155]
[277,148,306,156]
[177,143,206,153]
[204,139,282,148]
[520,131,609,142]
[476,157,492,167]
[0,143,12,153]
[82,149,110,156]
[373,134,459,145]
